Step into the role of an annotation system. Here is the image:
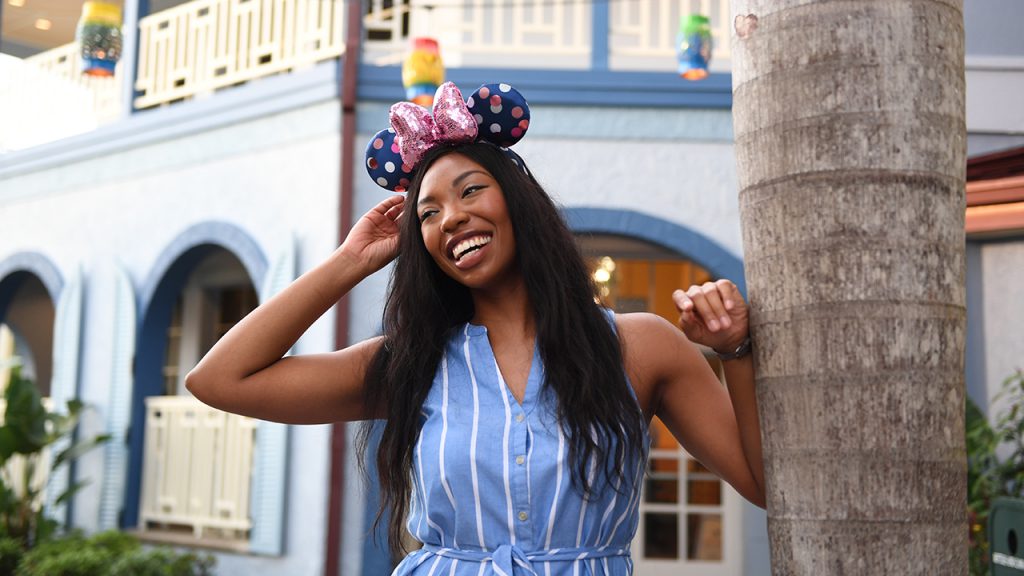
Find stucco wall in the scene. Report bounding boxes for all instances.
[982,240,1024,411]
[0,100,342,575]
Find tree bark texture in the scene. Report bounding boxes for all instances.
[730,1,967,574]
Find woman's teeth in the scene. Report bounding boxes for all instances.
[454,236,492,261]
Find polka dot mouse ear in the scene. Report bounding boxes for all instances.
[466,83,530,148]
[365,128,414,192]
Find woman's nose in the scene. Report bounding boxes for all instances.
[441,209,469,233]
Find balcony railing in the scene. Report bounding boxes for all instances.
[134,0,347,108]
[609,0,732,72]
[139,396,256,543]
[4,0,733,150]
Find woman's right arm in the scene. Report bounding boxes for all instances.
[185,195,405,424]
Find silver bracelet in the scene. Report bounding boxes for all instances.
[715,336,752,361]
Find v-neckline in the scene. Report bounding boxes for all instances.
[466,322,540,409]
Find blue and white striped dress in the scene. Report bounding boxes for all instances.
[393,318,650,576]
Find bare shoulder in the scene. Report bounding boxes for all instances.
[613,312,689,415]
[615,312,686,357]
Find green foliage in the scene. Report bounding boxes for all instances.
[108,547,216,576]
[7,530,214,576]
[967,370,1024,576]
[0,537,23,575]
[0,367,110,549]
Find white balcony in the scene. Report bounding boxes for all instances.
[138,395,256,549]
[3,0,732,142]
[134,0,347,108]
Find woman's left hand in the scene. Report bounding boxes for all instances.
[672,279,749,355]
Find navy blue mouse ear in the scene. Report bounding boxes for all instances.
[365,128,414,192]
[466,83,530,149]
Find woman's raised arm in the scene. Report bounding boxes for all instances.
[618,279,765,508]
[185,195,405,424]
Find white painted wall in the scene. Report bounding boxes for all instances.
[981,241,1024,414]
[0,100,341,575]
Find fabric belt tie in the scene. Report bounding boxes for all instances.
[400,543,629,576]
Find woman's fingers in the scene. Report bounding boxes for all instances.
[377,194,405,212]
[690,282,732,332]
[715,278,738,311]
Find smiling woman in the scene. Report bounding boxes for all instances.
[186,82,765,576]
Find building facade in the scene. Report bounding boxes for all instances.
[0,1,1021,575]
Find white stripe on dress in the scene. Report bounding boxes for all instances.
[606,444,645,547]
[425,554,442,576]
[495,364,516,545]
[416,417,446,543]
[439,351,459,548]
[595,440,626,542]
[525,420,534,510]
[576,452,598,547]
[544,424,566,549]
[463,326,487,549]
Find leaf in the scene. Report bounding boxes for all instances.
[52,434,112,471]
[54,479,91,507]
[2,371,48,454]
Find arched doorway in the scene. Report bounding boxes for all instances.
[0,272,55,396]
[570,208,745,576]
[577,234,741,575]
[127,245,260,548]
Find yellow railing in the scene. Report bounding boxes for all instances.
[609,0,733,72]
[4,0,734,146]
[139,396,256,541]
[134,0,346,108]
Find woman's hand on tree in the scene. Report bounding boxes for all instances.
[672,279,749,354]
[340,195,405,274]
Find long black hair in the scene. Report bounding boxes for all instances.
[359,142,645,557]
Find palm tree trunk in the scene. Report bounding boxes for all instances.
[730,1,967,573]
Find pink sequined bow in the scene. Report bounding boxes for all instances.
[390,82,479,168]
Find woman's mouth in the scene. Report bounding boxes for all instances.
[452,235,492,267]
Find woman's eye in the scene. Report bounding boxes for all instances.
[462,185,484,198]
[419,210,437,222]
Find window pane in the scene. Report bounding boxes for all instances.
[687,479,722,506]
[687,513,722,561]
[645,457,678,503]
[643,513,679,559]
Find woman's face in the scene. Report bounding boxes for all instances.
[415,153,518,291]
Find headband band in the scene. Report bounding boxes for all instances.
[365,81,531,192]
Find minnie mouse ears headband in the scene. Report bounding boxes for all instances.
[365,82,531,192]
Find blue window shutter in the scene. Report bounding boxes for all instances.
[98,264,135,530]
[45,266,83,522]
[249,238,295,556]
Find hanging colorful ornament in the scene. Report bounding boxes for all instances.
[402,37,445,107]
[677,14,712,81]
[77,1,123,77]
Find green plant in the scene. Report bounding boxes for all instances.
[0,366,110,549]
[108,548,216,576]
[0,537,23,575]
[966,370,1024,575]
[9,530,214,576]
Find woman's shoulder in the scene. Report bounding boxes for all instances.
[611,311,679,341]
[610,312,688,413]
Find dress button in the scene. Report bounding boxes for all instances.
[518,511,528,521]
[515,455,525,465]
[515,413,524,423]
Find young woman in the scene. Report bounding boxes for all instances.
[186,83,764,575]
